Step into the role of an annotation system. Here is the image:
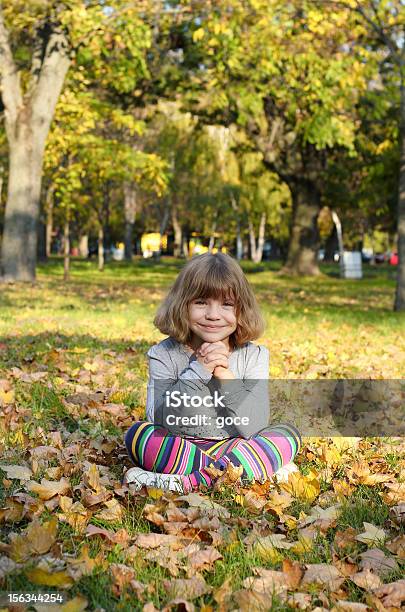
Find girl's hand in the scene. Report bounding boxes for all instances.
[213,366,235,380]
[196,341,229,374]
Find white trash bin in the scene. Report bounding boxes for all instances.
[342,251,362,279]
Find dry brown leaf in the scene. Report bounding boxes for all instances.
[264,490,293,515]
[231,588,273,611]
[81,489,111,507]
[301,563,345,591]
[134,533,185,550]
[110,562,136,595]
[282,559,304,589]
[359,547,399,575]
[382,482,405,505]
[346,461,392,486]
[372,578,405,608]
[27,477,71,500]
[350,569,382,590]
[213,576,233,608]
[355,522,386,546]
[161,598,195,612]
[83,463,104,493]
[385,534,405,559]
[0,464,32,481]
[334,527,357,550]
[85,524,130,546]
[94,498,124,522]
[162,575,212,600]
[389,502,405,524]
[58,497,90,533]
[243,567,287,596]
[332,601,371,611]
[9,517,58,562]
[186,546,222,571]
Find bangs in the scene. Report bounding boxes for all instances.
[187,265,237,303]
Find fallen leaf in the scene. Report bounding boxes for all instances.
[385,534,405,559]
[94,498,124,522]
[162,575,212,600]
[359,547,399,576]
[301,563,345,591]
[243,567,287,596]
[0,464,32,481]
[280,471,320,503]
[350,569,382,590]
[9,517,58,562]
[26,566,75,589]
[372,578,405,608]
[355,522,386,546]
[27,478,71,500]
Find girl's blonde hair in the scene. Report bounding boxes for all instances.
[154,253,265,348]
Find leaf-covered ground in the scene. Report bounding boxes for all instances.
[0,258,404,611]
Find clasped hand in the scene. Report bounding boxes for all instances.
[195,341,235,380]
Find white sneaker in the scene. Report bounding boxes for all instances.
[123,467,185,493]
[273,462,299,483]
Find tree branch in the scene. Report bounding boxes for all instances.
[30,24,71,132]
[0,4,22,126]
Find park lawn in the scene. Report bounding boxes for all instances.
[0,257,404,611]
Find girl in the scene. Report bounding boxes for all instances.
[123,252,301,493]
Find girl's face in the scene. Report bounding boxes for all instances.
[188,296,237,346]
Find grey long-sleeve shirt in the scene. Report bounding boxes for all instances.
[145,337,270,439]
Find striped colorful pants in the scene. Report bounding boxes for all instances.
[124,421,301,492]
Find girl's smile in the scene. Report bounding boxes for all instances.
[188,297,237,349]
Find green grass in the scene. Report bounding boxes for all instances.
[0,256,404,610]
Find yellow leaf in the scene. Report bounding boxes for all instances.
[0,389,15,404]
[9,517,58,562]
[146,487,165,499]
[280,471,320,503]
[192,27,205,42]
[25,567,74,588]
[290,535,314,555]
[58,596,88,612]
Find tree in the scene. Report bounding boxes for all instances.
[174,0,376,274]
[0,0,153,282]
[329,0,405,308]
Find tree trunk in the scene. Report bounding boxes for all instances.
[0,15,70,282]
[248,217,257,262]
[230,193,243,260]
[248,213,266,263]
[236,220,243,260]
[63,219,70,281]
[123,182,137,261]
[78,234,88,258]
[394,68,405,310]
[45,185,54,257]
[255,212,266,263]
[103,182,111,258]
[1,127,45,281]
[172,205,182,258]
[37,217,47,261]
[98,225,104,272]
[160,198,170,236]
[182,233,189,258]
[281,180,321,276]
